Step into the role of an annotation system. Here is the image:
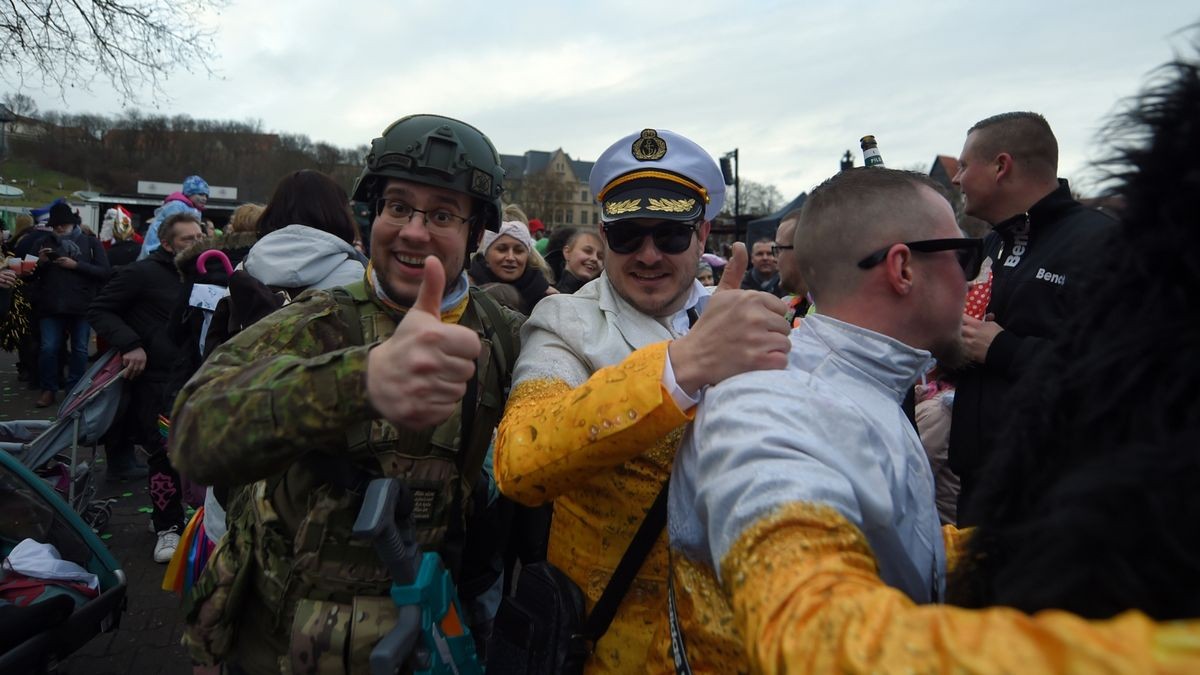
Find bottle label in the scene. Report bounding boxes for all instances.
[863,148,884,167]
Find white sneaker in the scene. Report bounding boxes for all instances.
[154,529,180,564]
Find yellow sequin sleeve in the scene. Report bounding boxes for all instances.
[943,524,971,575]
[723,502,1200,675]
[495,340,692,506]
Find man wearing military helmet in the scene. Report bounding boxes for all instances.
[169,115,523,674]
[494,128,791,671]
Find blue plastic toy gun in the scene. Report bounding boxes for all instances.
[352,477,483,675]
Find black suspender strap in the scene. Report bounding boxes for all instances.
[582,480,670,643]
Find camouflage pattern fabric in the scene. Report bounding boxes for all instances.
[171,280,521,673]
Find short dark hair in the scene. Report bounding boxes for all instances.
[968,112,1059,178]
[160,211,201,248]
[257,170,357,244]
[796,168,950,301]
[751,237,774,250]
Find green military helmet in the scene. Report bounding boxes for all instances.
[352,114,506,245]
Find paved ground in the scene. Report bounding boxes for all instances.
[0,348,192,674]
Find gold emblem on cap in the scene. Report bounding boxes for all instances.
[647,198,696,213]
[605,199,643,216]
[631,129,667,161]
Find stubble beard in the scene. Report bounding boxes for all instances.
[931,333,969,372]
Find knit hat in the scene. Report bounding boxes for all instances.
[480,221,535,255]
[47,202,77,228]
[182,175,210,197]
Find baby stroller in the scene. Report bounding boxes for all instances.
[0,447,128,673]
[0,349,128,531]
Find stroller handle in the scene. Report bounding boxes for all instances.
[196,249,234,277]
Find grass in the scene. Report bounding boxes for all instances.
[0,156,102,208]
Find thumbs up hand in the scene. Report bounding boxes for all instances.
[668,242,791,395]
[366,256,483,430]
[715,242,749,292]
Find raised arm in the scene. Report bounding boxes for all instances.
[725,503,1199,674]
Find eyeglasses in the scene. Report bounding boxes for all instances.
[856,237,984,280]
[375,198,472,231]
[770,243,794,256]
[602,220,700,255]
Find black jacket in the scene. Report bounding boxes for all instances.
[88,248,184,382]
[554,269,588,294]
[105,240,142,269]
[950,181,1117,508]
[30,227,110,316]
[741,268,784,297]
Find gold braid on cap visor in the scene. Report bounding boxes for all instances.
[597,170,710,204]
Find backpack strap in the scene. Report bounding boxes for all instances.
[467,286,516,402]
[583,480,669,645]
[329,280,372,346]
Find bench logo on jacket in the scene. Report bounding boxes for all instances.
[1002,217,1031,268]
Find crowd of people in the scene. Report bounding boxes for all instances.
[0,44,1198,675]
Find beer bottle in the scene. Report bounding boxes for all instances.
[860,135,885,168]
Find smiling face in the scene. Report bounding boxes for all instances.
[605,218,709,316]
[484,234,529,282]
[952,131,1001,223]
[369,178,473,305]
[564,232,605,282]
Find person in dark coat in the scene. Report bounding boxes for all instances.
[947,112,1118,523]
[30,202,110,407]
[88,212,205,563]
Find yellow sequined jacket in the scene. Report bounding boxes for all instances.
[722,503,1200,674]
[496,275,703,673]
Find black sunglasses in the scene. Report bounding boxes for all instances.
[602,220,700,255]
[856,238,984,280]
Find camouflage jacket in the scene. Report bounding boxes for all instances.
[170,279,522,674]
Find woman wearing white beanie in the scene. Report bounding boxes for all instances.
[468,220,557,314]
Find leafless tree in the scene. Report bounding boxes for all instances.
[1,0,226,102]
[725,179,785,217]
[2,91,37,116]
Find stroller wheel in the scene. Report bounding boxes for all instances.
[83,498,116,532]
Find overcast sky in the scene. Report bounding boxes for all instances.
[21,1,1199,201]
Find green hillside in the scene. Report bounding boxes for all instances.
[0,157,102,208]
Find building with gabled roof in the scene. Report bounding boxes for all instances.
[500,148,598,230]
[930,154,959,191]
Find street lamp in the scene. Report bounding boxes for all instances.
[720,149,739,241]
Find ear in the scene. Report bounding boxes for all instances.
[697,220,712,248]
[886,245,914,296]
[994,152,1014,182]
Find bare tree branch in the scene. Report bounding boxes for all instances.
[1,0,226,104]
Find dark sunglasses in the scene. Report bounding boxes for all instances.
[856,237,984,280]
[602,220,700,255]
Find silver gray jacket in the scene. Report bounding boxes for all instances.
[669,314,946,603]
